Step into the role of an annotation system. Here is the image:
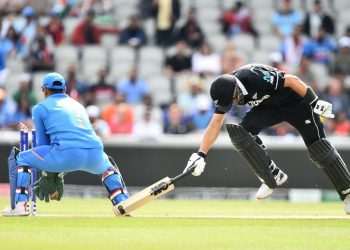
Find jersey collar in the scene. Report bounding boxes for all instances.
[233,76,248,96]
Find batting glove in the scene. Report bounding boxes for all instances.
[184,153,206,176]
[313,100,335,119]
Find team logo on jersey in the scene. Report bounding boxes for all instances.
[248,95,270,106]
[249,64,276,85]
[263,75,274,84]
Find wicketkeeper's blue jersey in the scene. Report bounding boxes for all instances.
[32,93,103,149]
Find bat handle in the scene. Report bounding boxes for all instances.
[170,166,195,184]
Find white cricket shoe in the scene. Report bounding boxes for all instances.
[256,170,288,200]
[2,202,30,217]
[344,194,350,215]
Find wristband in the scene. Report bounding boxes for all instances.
[304,87,318,107]
[197,151,207,158]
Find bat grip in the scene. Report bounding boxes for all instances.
[170,166,195,184]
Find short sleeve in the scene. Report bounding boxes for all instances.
[214,107,226,114]
[271,69,286,92]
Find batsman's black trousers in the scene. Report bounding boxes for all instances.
[240,100,326,147]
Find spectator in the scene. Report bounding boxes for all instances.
[295,56,319,92]
[102,93,134,134]
[119,15,147,47]
[178,80,211,116]
[133,111,163,140]
[27,27,55,72]
[192,42,221,76]
[12,73,37,108]
[80,0,114,16]
[71,10,118,45]
[7,95,33,130]
[164,40,192,76]
[152,0,180,47]
[191,95,213,131]
[274,122,298,137]
[221,42,244,74]
[303,0,335,37]
[0,87,17,129]
[272,0,302,38]
[269,51,290,72]
[117,68,149,105]
[280,25,304,66]
[0,25,23,57]
[220,1,258,38]
[164,102,193,134]
[86,105,110,138]
[138,0,154,20]
[177,8,204,49]
[50,0,71,17]
[0,0,25,15]
[45,12,65,45]
[331,37,350,76]
[0,43,9,86]
[88,66,115,108]
[302,27,336,66]
[13,6,37,54]
[134,94,163,125]
[322,77,350,118]
[329,112,350,136]
[269,52,289,72]
[65,64,88,101]
[345,26,350,38]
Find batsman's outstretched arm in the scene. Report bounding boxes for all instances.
[284,74,334,118]
[199,113,226,154]
[184,113,225,176]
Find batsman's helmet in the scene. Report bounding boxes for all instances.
[210,74,242,112]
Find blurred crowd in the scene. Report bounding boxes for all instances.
[1,0,350,139]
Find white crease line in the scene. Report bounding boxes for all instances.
[32,214,350,219]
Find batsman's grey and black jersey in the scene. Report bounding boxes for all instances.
[213,63,326,147]
[215,64,302,114]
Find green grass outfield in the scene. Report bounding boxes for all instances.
[0,197,349,250]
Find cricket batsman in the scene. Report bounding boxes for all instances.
[183,63,350,214]
[2,72,129,216]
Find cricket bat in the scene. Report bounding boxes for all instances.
[113,167,194,216]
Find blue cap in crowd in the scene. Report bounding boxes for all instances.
[22,6,36,17]
[42,72,66,90]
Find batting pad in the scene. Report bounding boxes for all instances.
[226,123,277,189]
[308,139,350,200]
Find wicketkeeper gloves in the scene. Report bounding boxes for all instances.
[33,171,65,202]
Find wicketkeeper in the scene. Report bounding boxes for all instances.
[183,63,350,214]
[2,72,129,216]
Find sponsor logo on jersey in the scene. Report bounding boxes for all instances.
[305,120,311,124]
[248,95,270,106]
[252,93,258,99]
